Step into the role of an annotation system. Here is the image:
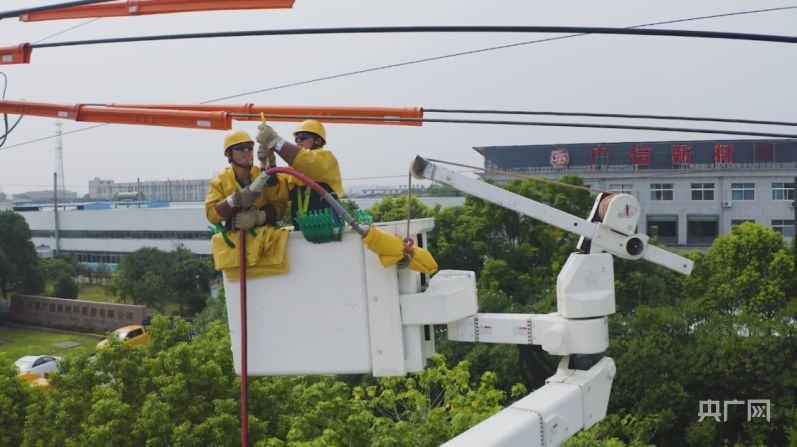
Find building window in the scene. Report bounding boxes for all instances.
[647,215,677,245]
[772,220,795,237]
[691,183,714,201]
[687,215,719,245]
[731,183,755,200]
[771,183,795,201]
[650,184,674,201]
[610,184,632,194]
[731,219,755,226]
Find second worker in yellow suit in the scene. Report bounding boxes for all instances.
[255,120,344,230]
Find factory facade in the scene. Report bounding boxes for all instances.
[475,139,796,249]
[89,178,211,202]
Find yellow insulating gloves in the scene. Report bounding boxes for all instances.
[363,226,438,275]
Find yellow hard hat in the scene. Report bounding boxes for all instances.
[293,120,326,145]
[223,129,253,156]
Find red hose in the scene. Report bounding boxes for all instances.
[265,167,328,196]
[238,210,248,447]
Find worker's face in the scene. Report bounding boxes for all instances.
[295,132,322,150]
[229,142,254,165]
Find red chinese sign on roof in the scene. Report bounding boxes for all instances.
[671,144,692,164]
[631,145,651,165]
[589,146,609,166]
[714,143,733,164]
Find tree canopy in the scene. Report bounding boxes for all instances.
[0,209,45,298]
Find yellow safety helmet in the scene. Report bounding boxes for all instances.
[293,120,326,146]
[223,129,254,156]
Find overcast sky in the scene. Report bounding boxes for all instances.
[0,0,795,196]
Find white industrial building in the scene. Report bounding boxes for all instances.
[16,197,464,267]
[89,177,211,202]
[476,139,796,249]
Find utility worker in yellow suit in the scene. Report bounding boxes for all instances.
[205,129,287,231]
[255,120,344,230]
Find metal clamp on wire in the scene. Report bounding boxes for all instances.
[397,237,415,269]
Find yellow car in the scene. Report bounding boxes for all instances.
[96,325,149,350]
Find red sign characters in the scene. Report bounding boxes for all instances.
[671,144,692,165]
[714,143,733,164]
[631,145,651,166]
[589,146,609,166]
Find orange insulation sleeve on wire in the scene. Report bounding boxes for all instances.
[0,100,232,130]
[20,0,294,22]
[107,103,424,126]
[0,44,33,65]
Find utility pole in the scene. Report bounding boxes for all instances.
[53,172,60,257]
[137,178,141,201]
[54,121,65,194]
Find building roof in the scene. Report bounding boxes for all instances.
[12,201,169,212]
[474,138,797,171]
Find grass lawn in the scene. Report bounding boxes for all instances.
[0,326,101,361]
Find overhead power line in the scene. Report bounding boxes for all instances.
[28,25,797,50]
[202,5,797,103]
[33,18,102,44]
[423,109,797,127]
[3,6,796,150]
[0,0,117,20]
[230,113,797,139]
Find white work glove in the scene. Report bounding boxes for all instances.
[256,124,282,150]
[257,144,277,171]
[232,209,266,231]
[228,188,261,209]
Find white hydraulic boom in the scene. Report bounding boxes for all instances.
[409,157,694,447]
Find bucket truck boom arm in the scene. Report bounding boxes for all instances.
[407,157,693,447]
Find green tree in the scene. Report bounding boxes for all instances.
[341,199,359,217]
[682,221,795,317]
[109,247,171,308]
[0,354,46,446]
[425,183,462,197]
[0,209,46,298]
[0,191,7,202]
[263,354,522,446]
[167,246,214,316]
[367,195,434,223]
[53,271,79,299]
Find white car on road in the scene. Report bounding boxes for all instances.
[15,355,62,377]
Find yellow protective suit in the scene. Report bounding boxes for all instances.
[205,166,291,280]
[263,148,344,202]
[362,226,438,275]
[205,166,287,224]
[211,225,291,281]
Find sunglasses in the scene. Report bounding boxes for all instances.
[230,142,254,152]
[295,132,316,143]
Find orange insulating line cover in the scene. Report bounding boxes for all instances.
[77,106,231,130]
[0,100,231,131]
[0,43,33,65]
[0,100,80,119]
[106,104,425,126]
[20,0,294,22]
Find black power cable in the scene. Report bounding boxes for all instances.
[28,26,797,50]
[2,7,794,150]
[0,73,23,148]
[229,113,797,139]
[424,109,797,128]
[201,5,797,103]
[0,0,117,20]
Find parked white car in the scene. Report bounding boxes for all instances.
[15,355,62,377]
